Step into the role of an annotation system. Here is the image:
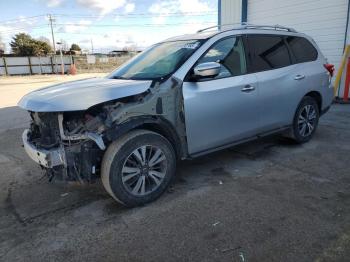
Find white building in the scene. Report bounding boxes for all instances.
[219,0,350,97]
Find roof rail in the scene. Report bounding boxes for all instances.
[197,23,297,33]
[197,23,241,33]
[242,23,297,32]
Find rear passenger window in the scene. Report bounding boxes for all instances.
[286,36,318,63]
[248,35,291,72]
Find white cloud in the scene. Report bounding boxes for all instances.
[18,15,37,26]
[58,20,92,33]
[149,0,214,25]
[124,3,135,13]
[76,0,126,15]
[0,25,15,52]
[75,30,149,52]
[0,26,12,35]
[174,18,216,35]
[46,0,65,7]
[149,0,213,14]
[0,15,45,52]
[152,16,166,25]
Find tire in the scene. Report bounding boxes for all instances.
[101,129,176,207]
[290,96,319,143]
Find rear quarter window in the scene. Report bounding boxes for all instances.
[286,36,318,63]
[247,35,292,72]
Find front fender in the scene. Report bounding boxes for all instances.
[104,116,185,159]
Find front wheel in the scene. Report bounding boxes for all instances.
[290,96,319,143]
[101,129,176,207]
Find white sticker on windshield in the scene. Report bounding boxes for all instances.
[183,42,200,49]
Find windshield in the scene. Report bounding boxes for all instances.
[109,40,204,80]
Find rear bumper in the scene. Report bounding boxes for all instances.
[318,83,334,117]
[22,129,66,168]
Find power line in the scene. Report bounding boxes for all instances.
[54,11,217,18]
[0,25,49,34]
[54,21,216,27]
[0,12,217,38]
[0,11,217,24]
[0,15,46,24]
[0,11,217,33]
[0,21,216,35]
[53,13,216,20]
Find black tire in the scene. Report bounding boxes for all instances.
[290,96,319,143]
[101,129,176,207]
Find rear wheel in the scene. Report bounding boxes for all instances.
[290,96,319,143]
[101,129,176,207]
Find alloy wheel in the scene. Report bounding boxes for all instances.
[298,104,317,137]
[121,145,167,196]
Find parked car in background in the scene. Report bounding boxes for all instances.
[19,24,334,207]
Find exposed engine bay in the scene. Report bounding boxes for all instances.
[28,110,106,182]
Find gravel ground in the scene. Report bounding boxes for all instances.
[0,75,349,262]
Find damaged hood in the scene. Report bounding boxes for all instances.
[18,77,152,112]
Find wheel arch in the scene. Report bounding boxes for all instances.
[104,116,184,160]
[304,91,322,112]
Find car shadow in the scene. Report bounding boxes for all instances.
[0,105,300,226]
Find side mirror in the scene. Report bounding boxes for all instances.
[193,62,221,78]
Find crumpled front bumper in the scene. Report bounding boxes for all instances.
[22,129,66,168]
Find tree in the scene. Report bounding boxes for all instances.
[70,43,81,51]
[35,39,53,55]
[10,33,52,56]
[37,36,51,45]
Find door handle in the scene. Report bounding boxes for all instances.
[241,85,255,92]
[294,74,305,80]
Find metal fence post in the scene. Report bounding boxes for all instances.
[50,56,54,74]
[28,57,33,75]
[38,56,43,74]
[3,57,8,76]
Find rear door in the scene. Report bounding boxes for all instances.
[285,36,331,108]
[247,34,301,130]
[182,36,260,155]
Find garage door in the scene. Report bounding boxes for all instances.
[247,0,348,69]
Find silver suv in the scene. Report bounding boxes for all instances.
[19,24,334,207]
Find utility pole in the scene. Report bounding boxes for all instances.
[48,14,56,54]
[57,41,64,75]
[90,39,94,54]
[48,14,58,74]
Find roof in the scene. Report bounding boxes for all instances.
[163,31,219,42]
[162,23,300,42]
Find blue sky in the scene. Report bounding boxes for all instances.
[0,0,218,53]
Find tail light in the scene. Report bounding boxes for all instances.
[324,63,335,77]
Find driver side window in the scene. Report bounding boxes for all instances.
[197,36,247,79]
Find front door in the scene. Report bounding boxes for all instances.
[182,36,260,155]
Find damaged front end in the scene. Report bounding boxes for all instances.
[21,75,188,184]
[23,110,106,182]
